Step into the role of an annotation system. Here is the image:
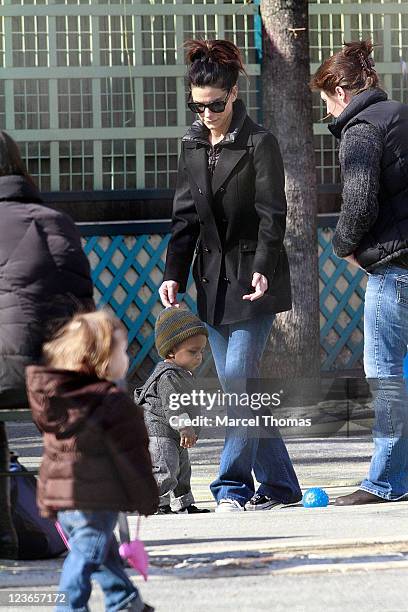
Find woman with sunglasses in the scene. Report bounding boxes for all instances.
[159,39,301,512]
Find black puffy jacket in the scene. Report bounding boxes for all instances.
[0,175,94,405]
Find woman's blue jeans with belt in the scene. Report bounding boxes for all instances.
[362,263,408,500]
[206,314,302,506]
[56,510,144,612]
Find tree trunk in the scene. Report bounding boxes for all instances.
[260,0,320,402]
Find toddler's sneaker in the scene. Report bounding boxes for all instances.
[155,505,177,515]
[215,498,245,513]
[178,505,211,514]
[245,493,284,511]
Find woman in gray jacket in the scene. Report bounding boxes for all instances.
[311,40,408,506]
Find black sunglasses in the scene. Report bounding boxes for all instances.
[188,90,231,114]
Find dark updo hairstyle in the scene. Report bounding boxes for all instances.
[185,39,248,90]
[0,130,30,178]
[310,40,380,95]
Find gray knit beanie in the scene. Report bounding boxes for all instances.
[155,307,208,358]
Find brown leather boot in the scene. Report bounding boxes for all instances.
[335,489,389,506]
[0,422,18,559]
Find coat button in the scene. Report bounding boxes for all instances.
[219,187,225,193]
[198,188,203,194]
[204,247,210,253]
[201,277,209,283]
[224,277,230,282]
[242,244,248,250]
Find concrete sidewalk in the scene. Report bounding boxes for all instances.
[1,494,408,611]
[1,423,407,611]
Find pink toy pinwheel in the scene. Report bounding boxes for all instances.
[118,513,149,581]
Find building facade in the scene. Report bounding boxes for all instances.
[0,0,407,195]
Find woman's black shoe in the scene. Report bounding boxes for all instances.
[335,490,389,506]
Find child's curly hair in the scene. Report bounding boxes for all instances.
[43,310,127,379]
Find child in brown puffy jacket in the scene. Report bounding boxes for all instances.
[26,310,158,612]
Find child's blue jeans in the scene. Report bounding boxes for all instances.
[56,510,144,612]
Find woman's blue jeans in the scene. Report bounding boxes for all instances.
[362,263,408,500]
[56,510,144,612]
[206,314,302,505]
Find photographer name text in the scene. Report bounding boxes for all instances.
[169,415,312,428]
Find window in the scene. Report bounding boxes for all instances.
[58,79,93,129]
[145,139,178,189]
[19,141,51,192]
[59,141,94,190]
[101,77,136,128]
[102,140,137,190]
[12,16,49,67]
[56,15,92,66]
[144,77,177,127]
[14,80,50,130]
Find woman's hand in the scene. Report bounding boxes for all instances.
[242,272,268,301]
[159,280,180,307]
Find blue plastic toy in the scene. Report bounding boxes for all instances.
[302,487,329,508]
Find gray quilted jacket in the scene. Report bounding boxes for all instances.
[134,361,200,441]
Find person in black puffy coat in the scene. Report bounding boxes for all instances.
[0,130,94,559]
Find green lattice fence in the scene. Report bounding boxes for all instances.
[318,226,366,371]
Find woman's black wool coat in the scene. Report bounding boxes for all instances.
[164,99,292,326]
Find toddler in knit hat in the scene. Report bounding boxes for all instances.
[134,307,210,514]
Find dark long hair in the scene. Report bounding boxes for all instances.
[185,39,247,90]
[310,40,380,95]
[0,130,30,178]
